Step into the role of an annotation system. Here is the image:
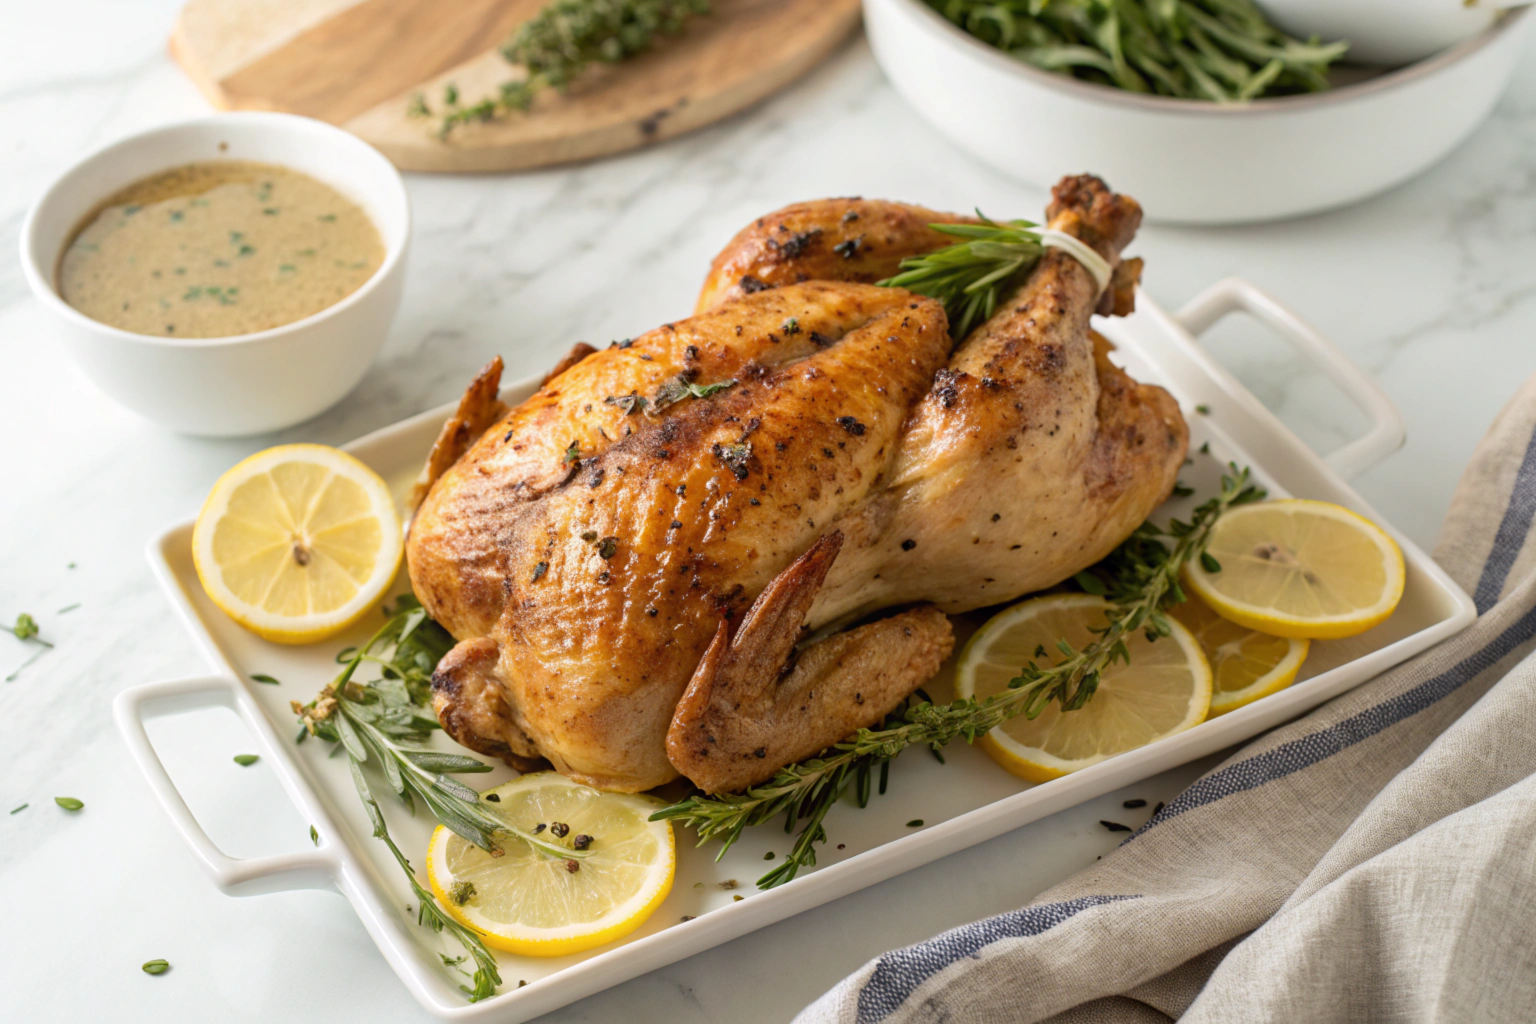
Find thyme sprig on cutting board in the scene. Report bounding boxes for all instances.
[654,465,1264,888]
[418,0,712,138]
[925,0,1346,102]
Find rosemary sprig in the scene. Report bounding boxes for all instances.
[925,0,1346,102]
[654,465,1264,888]
[295,595,590,1001]
[878,216,1046,339]
[423,0,712,138]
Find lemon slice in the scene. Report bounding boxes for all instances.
[426,773,675,957]
[1183,499,1405,640]
[1171,593,1309,716]
[192,444,402,644]
[956,594,1212,783]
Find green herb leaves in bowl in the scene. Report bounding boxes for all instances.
[924,0,1348,102]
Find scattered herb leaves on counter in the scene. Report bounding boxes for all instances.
[924,0,1346,102]
[11,613,48,644]
[310,825,319,846]
[251,674,281,686]
[55,797,84,811]
[57,603,81,615]
[1101,820,1132,833]
[233,754,260,767]
[1123,798,1147,808]
[10,804,27,814]
[430,0,713,137]
[655,465,1264,888]
[142,959,170,975]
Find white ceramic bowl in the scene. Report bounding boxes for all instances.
[864,0,1532,224]
[21,112,410,436]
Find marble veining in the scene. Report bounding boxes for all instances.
[1,2,1533,1021]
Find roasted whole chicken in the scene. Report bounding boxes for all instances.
[407,175,1187,794]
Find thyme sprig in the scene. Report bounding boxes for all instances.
[654,465,1264,888]
[879,216,1047,338]
[421,0,712,138]
[294,595,590,1001]
[925,0,1346,102]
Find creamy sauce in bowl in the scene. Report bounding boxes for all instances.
[57,161,384,338]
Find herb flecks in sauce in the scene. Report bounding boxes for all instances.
[58,161,384,338]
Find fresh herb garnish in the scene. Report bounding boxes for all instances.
[650,375,737,413]
[653,466,1262,888]
[564,440,582,464]
[430,0,713,138]
[924,0,1346,102]
[55,796,84,811]
[294,594,589,1001]
[878,216,1049,338]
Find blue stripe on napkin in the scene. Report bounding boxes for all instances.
[856,894,1140,1023]
[1472,423,1536,613]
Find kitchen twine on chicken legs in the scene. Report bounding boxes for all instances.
[1037,229,1112,293]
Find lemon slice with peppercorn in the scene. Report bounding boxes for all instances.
[426,773,675,957]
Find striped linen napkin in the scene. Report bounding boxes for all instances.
[797,374,1536,1024]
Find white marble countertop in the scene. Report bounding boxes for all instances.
[3,3,1534,1021]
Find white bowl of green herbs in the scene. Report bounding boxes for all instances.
[865,0,1532,223]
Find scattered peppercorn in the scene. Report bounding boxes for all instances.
[835,416,866,436]
[573,834,593,851]
[565,859,580,873]
[532,823,547,834]
[550,822,570,838]
[485,793,501,802]
[901,539,917,551]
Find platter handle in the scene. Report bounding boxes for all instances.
[1173,277,1405,480]
[114,676,338,896]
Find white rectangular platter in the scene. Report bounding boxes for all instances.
[116,277,1475,1021]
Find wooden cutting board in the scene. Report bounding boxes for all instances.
[170,0,862,172]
